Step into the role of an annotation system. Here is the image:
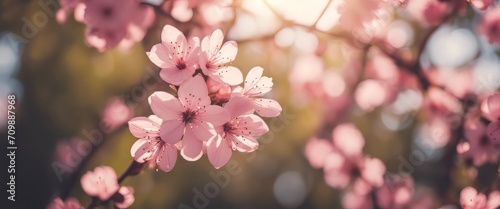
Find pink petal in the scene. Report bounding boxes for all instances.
[128,117,160,138]
[224,97,255,119]
[198,105,229,127]
[213,40,238,65]
[178,76,210,109]
[233,114,269,137]
[159,65,196,86]
[323,152,349,188]
[332,123,365,156]
[192,121,217,141]
[147,43,176,69]
[160,120,185,144]
[157,144,178,172]
[208,29,224,57]
[115,186,135,209]
[211,66,243,86]
[161,25,184,45]
[180,126,204,161]
[487,93,500,120]
[304,138,334,169]
[230,134,259,152]
[487,120,500,144]
[207,135,233,169]
[488,191,500,209]
[130,139,155,163]
[252,98,282,117]
[148,91,183,121]
[361,157,386,187]
[244,66,264,91]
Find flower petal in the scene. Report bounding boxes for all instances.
[224,97,255,119]
[147,43,175,69]
[160,120,185,144]
[180,126,204,161]
[159,65,196,86]
[178,75,210,109]
[207,135,232,169]
[148,91,183,120]
[230,134,259,152]
[130,138,155,163]
[191,121,217,141]
[252,98,282,117]
[157,144,178,172]
[211,66,243,86]
[233,114,269,137]
[198,105,229,127]
[128,117,160,138]
[161,25,184,45]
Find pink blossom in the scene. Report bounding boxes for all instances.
[83,0,133,30]
[114,186,135,208]
[207,97,269,168]
[463,118,499,166]
[468,0,494,11]
[101,97,133,131]
[304,137,334,169]
[407,0,450,25]
[478,7,500,44]
[128,115,179,172]
[323,124,385,194]
[337,0,381,29]
[376,175,414,209]
[147,25,200,85]
[85,27,127,52]
[148,75,229,161]
[118,5,155,52]
[80,166,119,200]
[199,29,243,85]
[482,93,500,121]
[425,68,475,99]
[47,197,83,209]
[232,67,282,117]
[354,79,395,111]
[460,187,500,209]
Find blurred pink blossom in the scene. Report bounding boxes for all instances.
[114,186,135,208]
[407,0,450,25]
[80,166,119,200]
[232,67,282,117]
[304,137,335,169]
[101,98,133,131]
[337,0,381,29]
[460,187,500,209]
[148,76,229,161]
[47,197,83,209]
[376,175,414,209]
[207,97,268,168]
[478,7,500,44]
[199,29,243,85]
[128,115,179,172]
[147,25,200,85]
[342,189,373,209]
[354,79,395,111]
[463,117,499,166]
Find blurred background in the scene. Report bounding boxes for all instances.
[1,0,500,208]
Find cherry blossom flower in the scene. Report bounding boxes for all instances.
[199,29,243,85]
[56,0,81,23]
[148,75,229,161]
[304,137,334,169]
[342,190,373,209]
[460,187,500,209]
[482,93,500,122]
[463,117,499,166]
[407,0,451,26]
[114,186,135,209]
[377,175,414,209]
[467,0,494,11]
[47,197,83,209]
[478,7,500,44]
[232,67,282,117]
[322,124,385,194]
[354,79,395,112]
[337,0,381,29]
[147,25,200,85]
[206,97,269,168]
[80,166,119,200]
[101,97,133,131]
[128,115,179,172]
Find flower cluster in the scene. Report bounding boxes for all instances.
[57,0,155,52]
[128,25,281,171]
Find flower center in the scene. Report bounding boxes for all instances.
[176,59,187,70]
[102,7,113,17]
[223,123,234,133]
[182,110,196,123]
